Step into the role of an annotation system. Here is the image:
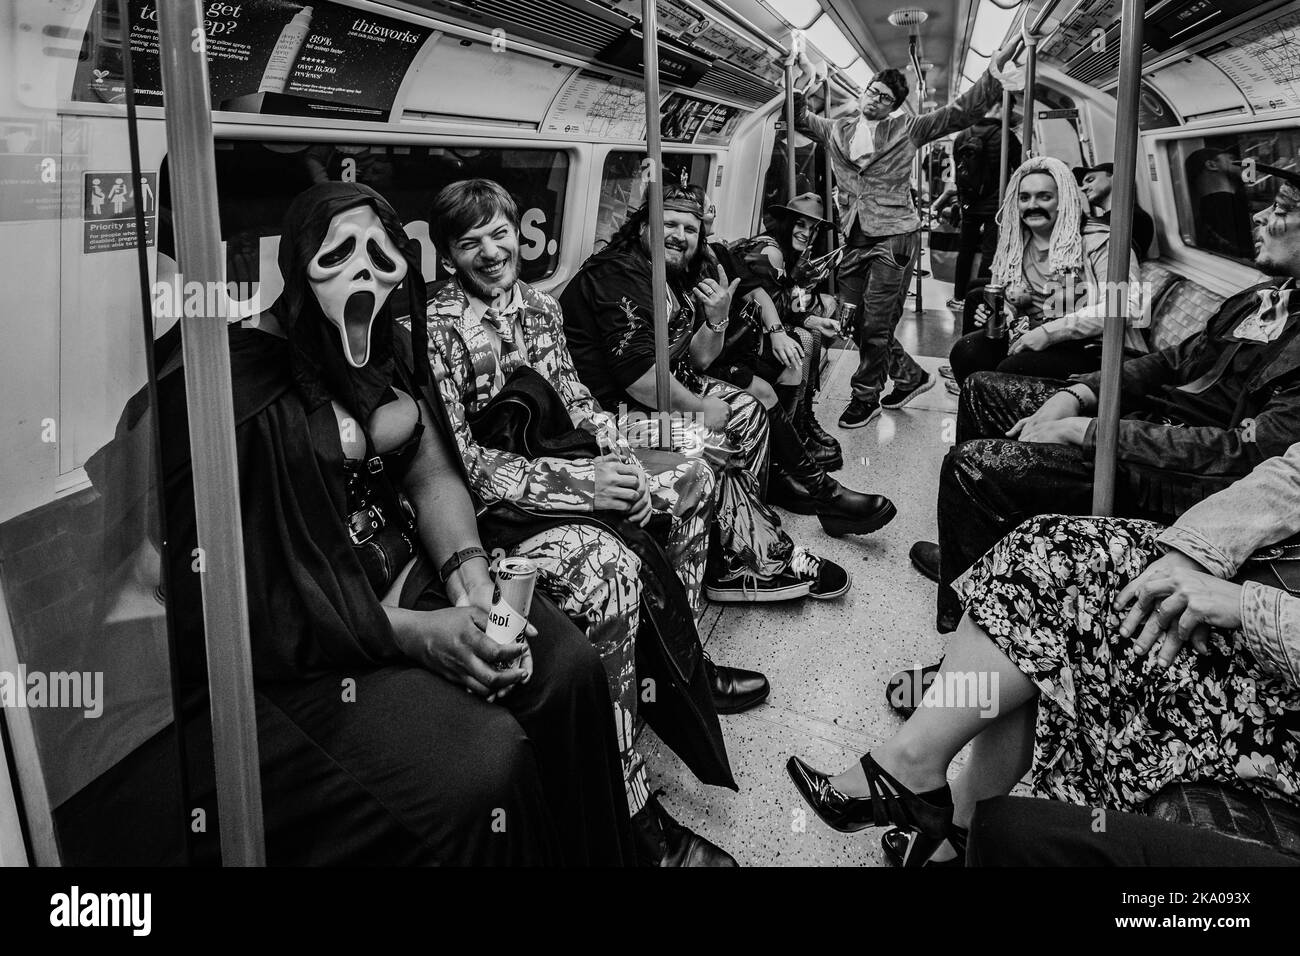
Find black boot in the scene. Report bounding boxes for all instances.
[792,380,843,472]
[631,793,738,867]
[765,407,897,536]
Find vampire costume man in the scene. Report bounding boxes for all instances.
[159,182,633,865]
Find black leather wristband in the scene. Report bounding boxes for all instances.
[439,546,488,583]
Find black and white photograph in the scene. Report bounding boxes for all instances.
[1,0,1299,934]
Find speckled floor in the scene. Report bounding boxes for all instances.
[639,275,977,866]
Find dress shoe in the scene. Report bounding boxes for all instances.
[909,541,941,583]
[881,827,965,867]
[786,754,954,865]
[705,656,770,714]
[632,793,738,867]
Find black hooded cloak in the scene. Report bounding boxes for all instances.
[154,182,632,865]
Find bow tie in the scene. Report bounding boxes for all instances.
[482,307,518,344]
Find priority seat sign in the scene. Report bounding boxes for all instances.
[84,172,157,254]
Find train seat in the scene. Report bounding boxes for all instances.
[1145,781,1300,860]
[1139,260,1229,351]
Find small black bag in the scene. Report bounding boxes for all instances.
[1238,534,1300,595]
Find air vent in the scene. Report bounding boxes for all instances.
[694,62,779,105]
[416,0,630,57]
[887,8,930,27]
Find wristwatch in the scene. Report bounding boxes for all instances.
[439,546,489,583]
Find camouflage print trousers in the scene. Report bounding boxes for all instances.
[507,523,650,816]
[506,455,715,817]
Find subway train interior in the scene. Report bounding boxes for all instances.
[1,0,1299,873]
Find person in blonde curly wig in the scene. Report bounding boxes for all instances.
[946,155,1147,386]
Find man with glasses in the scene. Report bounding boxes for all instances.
[794,43,1023,429]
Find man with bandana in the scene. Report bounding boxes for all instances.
[915,162,1300,634]
[154,182,634,864]
[561,184,896,545]
[419,179,763,867]
[792,42,1024,430]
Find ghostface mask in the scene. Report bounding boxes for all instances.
[307,204,409,368]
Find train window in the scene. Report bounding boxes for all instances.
[1167,125,1300,263]
[158,142,570,314]
[760,117,826,232]
[594,151,711,251]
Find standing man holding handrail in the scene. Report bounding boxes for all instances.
[793,41,1024,430]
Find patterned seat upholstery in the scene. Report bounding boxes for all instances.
[1140,260,1229,351]
[1146,782,1300,859]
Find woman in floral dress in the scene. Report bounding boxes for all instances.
[787,442,1300,865]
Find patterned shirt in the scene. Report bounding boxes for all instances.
[419,278,628,513]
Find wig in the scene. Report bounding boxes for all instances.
[989,155,1087,290]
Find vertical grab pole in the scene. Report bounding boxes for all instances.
[155,0,265,864]
[823,73,838,285]
[1020,33,1038,157]
[912,55,925,313]
[1091,0,1145,515]
[784,56,798,201]
[641,0,672,446]
[999,88,1013,198]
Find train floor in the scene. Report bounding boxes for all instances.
[636,272,1026,866]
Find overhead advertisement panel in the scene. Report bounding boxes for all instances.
[1204,9,1300,113]
[72,0,433,121]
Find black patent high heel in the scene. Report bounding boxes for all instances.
[882,824,969,867]
[785,753,953,867]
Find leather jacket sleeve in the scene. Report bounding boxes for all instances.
[1079,370,1300,478]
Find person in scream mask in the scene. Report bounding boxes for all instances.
[159,182,633,865]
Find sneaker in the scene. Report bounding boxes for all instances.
[705,568,811,603]
[938,364,954,380]
[788,546,851,600]
[945,297,963,310]
[880,372,936,409]
[838,397,881,429]
[945,379,960,396]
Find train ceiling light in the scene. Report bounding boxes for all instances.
[887,8,930,28]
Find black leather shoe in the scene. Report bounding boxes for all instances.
[815,485,897,537]
[632,793,738,867]
[909,541,941,583]
[881,827,966,867]
[705,656,770,714]
[785,754,953,862]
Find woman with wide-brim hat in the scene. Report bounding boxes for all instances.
[708,191,845,479]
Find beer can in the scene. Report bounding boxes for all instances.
[836,300,857,338]
[982,283,1007,340]
[486,557,537,669]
